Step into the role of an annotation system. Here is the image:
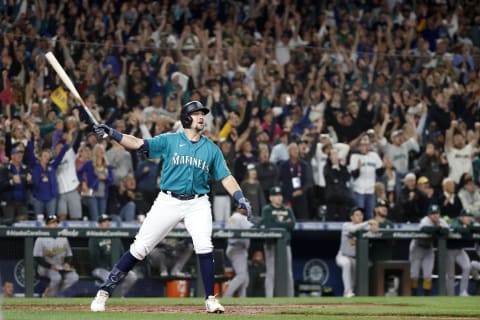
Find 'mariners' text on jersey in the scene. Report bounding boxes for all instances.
[172,153,210,172]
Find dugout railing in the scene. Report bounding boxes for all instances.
[355,229,480,296]
[0,225,288,298]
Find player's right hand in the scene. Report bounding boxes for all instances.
[93,124,113,137]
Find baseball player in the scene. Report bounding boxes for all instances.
[409,204,449,296]
[446,209,477,296]
[33,215,79,297]
[90,101,251,313]
[223,208,253,297]
[148,237,194,277]
[89,214,138,297]
[336,207,378,297]
[260,186,296,297]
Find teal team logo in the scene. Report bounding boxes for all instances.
[303,259,329,285]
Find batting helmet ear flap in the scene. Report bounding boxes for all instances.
[180,101,210,128]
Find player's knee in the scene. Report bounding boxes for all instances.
[130,243,149,260]
[50,273,62,284]
[192,241,213,254]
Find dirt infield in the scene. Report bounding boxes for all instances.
[2,304,474,319]
[3,303,379,314]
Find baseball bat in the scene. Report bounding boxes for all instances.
[45,53,110,139]
[45,52,99,124]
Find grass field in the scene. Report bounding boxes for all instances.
[2,296,480,320]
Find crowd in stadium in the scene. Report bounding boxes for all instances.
[1,0,480,299]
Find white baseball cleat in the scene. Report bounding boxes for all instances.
[91,289,109,312]
[344,290,355,298]
[205,295,225,313]
[459,291,470,297]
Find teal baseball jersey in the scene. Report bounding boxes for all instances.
[147,131,230,194]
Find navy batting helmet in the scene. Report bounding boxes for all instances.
[181,101,209,128]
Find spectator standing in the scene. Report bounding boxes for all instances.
[211,138,235,223]
[444,120,479,184]
[415,142,449,196]
[54,129,84,221]
[256,143,278,201]
[323,148,354,221]
[269,132,290,166]
[223,208,253,298]
[457,173,480,222]
[33,215,79,297]
[233,140,257,183]
[378,114,420,199]
[279,142,310,221]
[106,139,133,186]
[114,174,144,222]
[349,135,384,219]
[240,164,266,219]
[409,204,449,296]
[26,134,68,219]
[260,186,295,297]
[336,207,378,298]
[0,142,32,222]
[77,144,114,222]
[134,154,159,214]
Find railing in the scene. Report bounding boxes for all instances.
[0,226,288,297]
[355,229,480,296]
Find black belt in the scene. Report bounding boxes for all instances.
[161,190,205,201]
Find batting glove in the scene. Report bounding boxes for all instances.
[238,197,252,217]
[93,124,123,142]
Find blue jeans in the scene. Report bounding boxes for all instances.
[31,197,57,217]
[85,196,106,222]
[353,192,376,219]
[119,201,136,221]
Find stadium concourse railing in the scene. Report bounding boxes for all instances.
[0,221,288,298]
[355,228,480,296]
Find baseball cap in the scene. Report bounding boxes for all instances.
[417,176,429,185]
[269,186,282,196]
[427,204,441,215]
[459,209,474,217]
[98,214,112,223]
[46,215,59,224]
[375,199,388,208]
[246,163,256,171]
[390,129,403,139]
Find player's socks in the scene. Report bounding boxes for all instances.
[422,279,432,296]
[410,279,418,296]
[198,252,215,298]
[100,251,140,294]
[116,251,140,271]
[100,266,128,295]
